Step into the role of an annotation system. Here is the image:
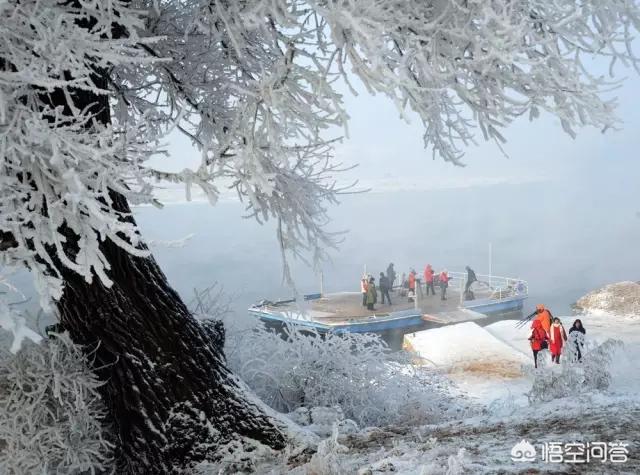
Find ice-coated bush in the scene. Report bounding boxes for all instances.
[0,332,113,474]
[526,337,622,404]
[223,323,462,428]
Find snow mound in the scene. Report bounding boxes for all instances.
[575,281,640,318]
[404,322,530,378]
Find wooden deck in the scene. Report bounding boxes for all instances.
[272,289,472,324]
[252,276,527,345]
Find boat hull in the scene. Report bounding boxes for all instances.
[249,295,527,336]
[249,307,426,334]
[463,295,525,314]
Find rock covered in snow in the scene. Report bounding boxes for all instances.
[287,406,356,437]
[575,281,640,317]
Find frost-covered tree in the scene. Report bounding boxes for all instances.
[224,323,463,428]
[1,0,639,471]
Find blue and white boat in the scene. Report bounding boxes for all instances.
[249,271,528,335]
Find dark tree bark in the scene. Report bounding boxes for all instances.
[32,3,288,473]
[57,198,287,472]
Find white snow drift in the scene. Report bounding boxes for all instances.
[404,321,531,378]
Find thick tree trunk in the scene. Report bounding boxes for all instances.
[38,4,288,473]
[57,196,287,472]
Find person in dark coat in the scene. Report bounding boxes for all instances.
[379,272,392,305]
[568,319,586,361]
[366,277,377,310]
[386,263,396,289]
[465,266,477,293]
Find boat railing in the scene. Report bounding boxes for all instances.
[446,271,528,301]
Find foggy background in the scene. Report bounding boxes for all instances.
[136,177,639,322]
[5,60,640,327]
[136,59,640,322]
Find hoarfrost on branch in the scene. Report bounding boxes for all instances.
[1,0,639,302]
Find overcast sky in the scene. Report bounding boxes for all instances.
[159,56,640,200]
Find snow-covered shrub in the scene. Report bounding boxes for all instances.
[0,332,113,474]
[223,323,462,428]
[191,437,280,475]
[304,425,350,475]
[526,338,622,404]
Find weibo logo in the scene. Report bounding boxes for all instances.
[511,439,537,462]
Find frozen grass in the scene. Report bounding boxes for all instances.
[223,323,468,429]
[0,332,113,474]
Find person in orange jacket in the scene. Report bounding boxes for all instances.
[439,269,450,300]
[408,269,416,291]
[534,304,552,336]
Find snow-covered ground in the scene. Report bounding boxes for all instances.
[3,283,639,474]
[210,309,640,474]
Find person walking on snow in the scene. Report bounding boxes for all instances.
[439,269,450,300]
[366,276,378,311]
[379,272,392,305]
[424,264,435,296]
[386,263,396,289]
[549,317,567,364]
[535,304,552,337]
[529,319,548,368]
[568,319,586,361]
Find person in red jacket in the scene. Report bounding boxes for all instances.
[549,317,567,364]
[407,269,417,302]
[424,264,435,296]
[529,319,548,368]
[439,269,450,300]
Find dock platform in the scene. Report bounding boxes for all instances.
[249,271,527,341]
[252,289,488,331]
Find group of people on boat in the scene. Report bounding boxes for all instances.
[404,265,452,301]
[360,263,397,310]
[527,304,587,368]
[361,263,468,310]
